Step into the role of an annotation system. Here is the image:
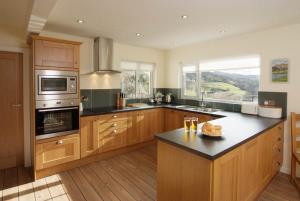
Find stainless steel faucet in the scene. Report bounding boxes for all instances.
[199,90,206,108]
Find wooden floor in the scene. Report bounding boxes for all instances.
[0,145,299,201]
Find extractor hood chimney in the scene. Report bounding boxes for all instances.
[93,37,120,73]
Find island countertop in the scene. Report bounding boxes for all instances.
[155,111,285,160]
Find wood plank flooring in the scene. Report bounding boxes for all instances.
[0,145,299,201]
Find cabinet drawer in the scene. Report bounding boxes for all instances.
[36,134,80,170]
[99,127,127,152]
[272,141,283,157]
[98,112,128,123]
[272,124,284,143]
[272,154,283,174]
[97,120,127,132]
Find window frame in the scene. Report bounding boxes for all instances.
[180,63,200,100]
[121,60,154,99]
[180,57,261,103]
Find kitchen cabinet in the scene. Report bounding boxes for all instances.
[164,109,185,131]
[33,36,81,69]
[164,109,214,132]
[142,109,165,141]
[36,134,80,170]
[80,115,99,158]
[81,112,128,155]
[127,109,164,145]
[157,123,284,201]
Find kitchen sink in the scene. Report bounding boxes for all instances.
[174,105,218,113]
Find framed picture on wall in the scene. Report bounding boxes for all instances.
[271,58,289,83]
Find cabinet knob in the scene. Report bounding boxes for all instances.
[113,129,117,134]
[277,148,281,152]
[278,126,282,130]
[56,140,63,145]
[277,161,281,166]
[277,137,281,142]
[113,123,117,127]
[113,115,117,118]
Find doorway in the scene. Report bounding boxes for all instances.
[0,51,24,169]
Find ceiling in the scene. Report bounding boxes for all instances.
[0,0,33,36]
[43,0,300,49]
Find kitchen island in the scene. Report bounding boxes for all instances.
[155,112,285,201]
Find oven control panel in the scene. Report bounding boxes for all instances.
[36,99,80,109]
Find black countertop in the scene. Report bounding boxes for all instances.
[156,111,285,160]
[80,104,285,160]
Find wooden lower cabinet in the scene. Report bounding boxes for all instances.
[36,134,80,170]
[164,109,214,132]
[157,123,284,201]
[81,109,165,157]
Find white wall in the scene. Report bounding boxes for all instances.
[0,26,31,167]
[40,31,166,89]
[166,23,300,174]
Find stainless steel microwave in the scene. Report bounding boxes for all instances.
[35,70,79,101]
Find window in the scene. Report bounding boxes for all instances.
[181,56,260,102]
[121,61,154,98]
[181,64,198,99]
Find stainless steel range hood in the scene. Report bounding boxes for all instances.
[93,37,120,73]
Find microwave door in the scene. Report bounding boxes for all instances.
[39,76,68,95]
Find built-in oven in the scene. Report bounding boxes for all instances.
[35,70,78,101]
[35,100,80,140]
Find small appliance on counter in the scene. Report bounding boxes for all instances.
[258,106,282,118]
[154,91,164,104]
[165,93,172,104]
[241,102,258,115]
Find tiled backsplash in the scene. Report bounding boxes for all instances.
[81,88,287,116]
[81,89,121,109]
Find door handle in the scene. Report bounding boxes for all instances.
[12,104,22,107]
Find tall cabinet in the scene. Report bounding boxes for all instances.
[30,35,81,179]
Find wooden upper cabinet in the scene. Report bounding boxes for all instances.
[32,36,81,69]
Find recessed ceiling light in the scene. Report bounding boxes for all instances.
[136,33,142,37]
[219,30,226,34]
[181,15,188,20]
[77,19,85,24]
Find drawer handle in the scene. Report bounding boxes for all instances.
[113,115,117,118]
[56,140,63,145]
[113,123,117,127]
[113,129,117,134]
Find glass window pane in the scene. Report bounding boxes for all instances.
[121,71,136,98]
[183,72,198,97]
[200,68,260,102]
[136,71,151,98]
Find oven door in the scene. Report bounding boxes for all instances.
[36,106,79,140]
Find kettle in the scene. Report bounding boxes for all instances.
[165,93,172,103]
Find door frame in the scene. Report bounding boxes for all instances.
[0,46,30,167]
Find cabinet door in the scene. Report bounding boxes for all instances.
[127,111,142,145]
[36,134,80,170]
[213,148,242,201]
[164,109,184,131]
[80,116,99,158]
[34,39,80,69]
[258,130,273,187]
[239,138,259,201]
